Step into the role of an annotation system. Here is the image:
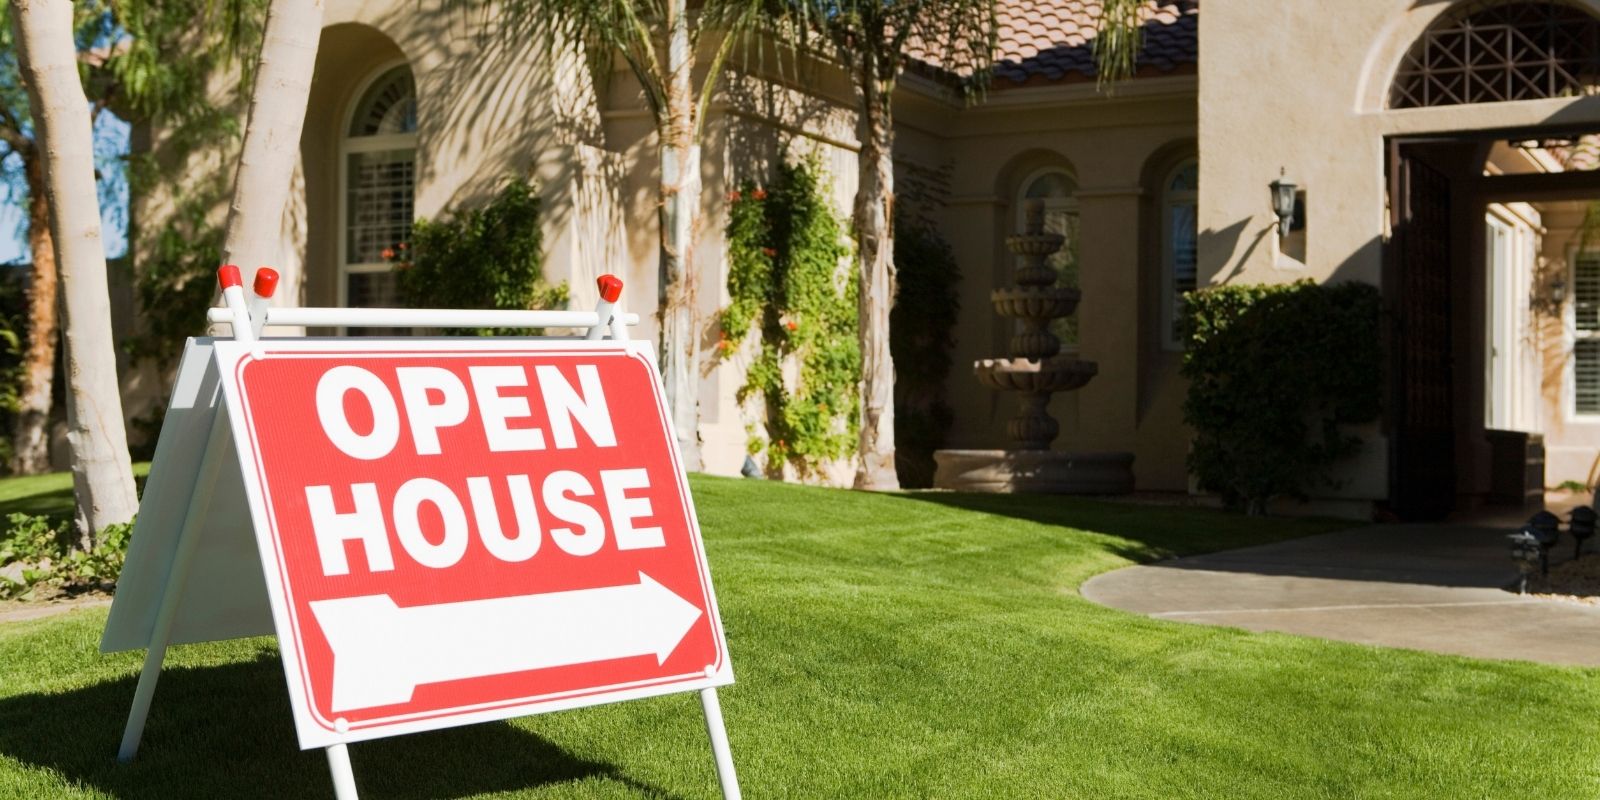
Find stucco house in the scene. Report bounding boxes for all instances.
[131,0,1600,519]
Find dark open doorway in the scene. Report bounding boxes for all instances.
[1385,130,1600,521]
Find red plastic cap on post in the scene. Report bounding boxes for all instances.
[217,265,242,289]
[253,267,280,298]
[597,274,623,303]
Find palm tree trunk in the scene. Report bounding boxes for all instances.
[657,0,703,471]
[10,0,139,546]
[853,62,899,490]
[12,155,58,475]
[220,0,323,274]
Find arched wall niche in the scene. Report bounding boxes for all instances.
[1356,0,1600,113]
[301,24,414,311]
[991,149,1077,209]
[1137,139,1198,357]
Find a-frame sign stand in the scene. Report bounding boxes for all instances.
[103,267,741,800]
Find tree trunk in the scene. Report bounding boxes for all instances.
[657,0,703,471]
[10,0,139,546]
[12,155,57,475]
[853,65,899,491]
[219,0,323,275]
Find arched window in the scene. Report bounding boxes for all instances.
[1017,168,1079,347]
[1161,159,1198,351]
[341,64,416,323]
[1390,1,1600,109]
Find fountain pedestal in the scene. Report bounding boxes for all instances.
[933,202,1134,494]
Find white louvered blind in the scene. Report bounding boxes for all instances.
[1575,252,1600,414]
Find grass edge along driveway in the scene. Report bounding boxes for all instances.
[2,475,1597,799]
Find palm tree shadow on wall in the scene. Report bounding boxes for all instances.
[0,653,684,800]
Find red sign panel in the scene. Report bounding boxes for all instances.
[215,340,730,748]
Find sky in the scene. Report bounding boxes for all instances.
[0,112,131,265]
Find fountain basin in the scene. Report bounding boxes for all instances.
[932,449,1136,494]
[974,358,1097,394]
[1004,233,1065,256]
[991,287,1081,320]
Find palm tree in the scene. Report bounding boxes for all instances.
[0,0,261,476]
[775,0,1146,490]
[219,0,323,273]
[479,0,768,471]
[9,0,139,544]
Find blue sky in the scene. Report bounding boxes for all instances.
[0,112,130,265]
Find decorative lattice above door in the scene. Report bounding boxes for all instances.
[1390,1,1600,109]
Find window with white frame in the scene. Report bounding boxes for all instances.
[1574,250,1600,415]
[1017,169,1079,348]
[341,65,416,330]
[1162,159,1198,350]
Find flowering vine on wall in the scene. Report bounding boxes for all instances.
[721,160,859,478]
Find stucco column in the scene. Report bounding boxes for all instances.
[1064,186,1142,456]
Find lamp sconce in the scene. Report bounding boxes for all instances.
[1553,278,1568,305]
[1269,169,1298,238]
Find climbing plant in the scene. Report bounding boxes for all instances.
[398,179,568,336]
[722,160,859,477]
[1182,280,1382,514]
[126,169,232,367]
[890,210,960,488]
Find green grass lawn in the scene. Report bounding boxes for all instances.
[0,463,150,522]
[2,475,1598,799]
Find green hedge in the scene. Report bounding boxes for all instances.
[1182,280,1381,514]
[398,179,567,335]
[890,212,960,488]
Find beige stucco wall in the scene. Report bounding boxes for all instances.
[908,77,1198,491]
[302,16,874,482]
[1198,0,1600,511]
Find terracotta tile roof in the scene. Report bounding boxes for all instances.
[910,0,1198,87]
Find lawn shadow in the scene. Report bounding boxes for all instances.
[897,491,1533,592]
[0,653,681,799]
[891,490,1321,563]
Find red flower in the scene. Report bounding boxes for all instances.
[398,242,409,251]
[761,247,777,257]
[752,188,768,200]
[381,247,395,260]
[785,320,798,332]
[727,190,742,202]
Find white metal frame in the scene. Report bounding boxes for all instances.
[1160,158,1199,352]
[337,59,417,314]
[119,287,741,800]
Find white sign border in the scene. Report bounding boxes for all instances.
[212,337,733,749]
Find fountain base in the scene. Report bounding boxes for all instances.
[931,449,1135,495]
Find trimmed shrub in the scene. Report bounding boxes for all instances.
[1182,280,1382,514]
[398,179,567,335]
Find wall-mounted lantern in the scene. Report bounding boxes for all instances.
[1552,278,1568,305]
[1269,169,1298,237]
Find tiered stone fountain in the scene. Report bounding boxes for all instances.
[932,201,1135,494]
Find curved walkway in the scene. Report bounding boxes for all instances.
[1082,520,1600,667]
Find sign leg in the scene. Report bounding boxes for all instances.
[117,409,231,762]
[699,687,741,800]
[326,743,360,799]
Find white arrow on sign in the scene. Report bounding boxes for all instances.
[308,572,704,712]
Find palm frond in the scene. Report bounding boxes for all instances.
[1094,0,1143,90]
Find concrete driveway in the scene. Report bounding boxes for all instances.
[1081,519,1600,667]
